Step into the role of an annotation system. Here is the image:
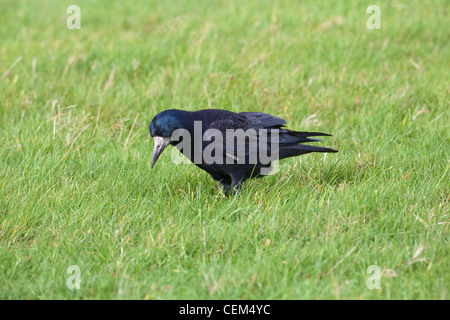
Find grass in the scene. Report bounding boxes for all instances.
[0,0,448,299]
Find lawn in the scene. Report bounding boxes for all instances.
[0,0,448,299]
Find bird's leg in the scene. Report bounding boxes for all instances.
[220,181,232,196]
[231,174,248,195]
[209,173,232,196]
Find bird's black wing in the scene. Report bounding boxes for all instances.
[205,114,255,161]
[206,112,286,162]
[238,112,286,129]
[207,114,251,132]
[206,112,336,163]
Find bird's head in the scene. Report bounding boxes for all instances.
[149,109,184,168]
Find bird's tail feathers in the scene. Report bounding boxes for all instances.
[279,144,337,159]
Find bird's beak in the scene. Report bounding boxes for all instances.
[151,136,171,168]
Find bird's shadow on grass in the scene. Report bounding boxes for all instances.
[258,159,369,193]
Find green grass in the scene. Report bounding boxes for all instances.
[0,0,449,299]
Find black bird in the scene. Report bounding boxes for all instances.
[149,109,337,195]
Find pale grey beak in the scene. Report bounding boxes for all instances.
[151,136,171,168]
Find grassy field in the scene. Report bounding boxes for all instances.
[0,0,448,299]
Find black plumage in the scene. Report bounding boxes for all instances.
[149,109,337,195]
